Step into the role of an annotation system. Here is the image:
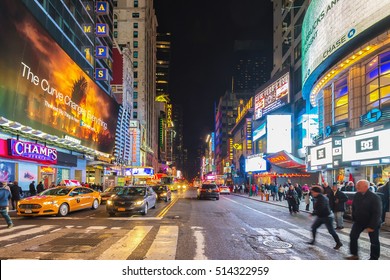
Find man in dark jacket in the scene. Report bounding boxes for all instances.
[345,179,382,260]
[29,181,36,196]
[307,185,343,250]
[10,181,22,210]
[329,183,348,229]
[377,181,389,224]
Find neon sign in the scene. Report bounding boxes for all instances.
[8,139,57,164]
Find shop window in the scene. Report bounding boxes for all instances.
[366,57,378,73]
[380,85,390,99]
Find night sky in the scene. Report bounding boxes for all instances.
[153,0,273,174]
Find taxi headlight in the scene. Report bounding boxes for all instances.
[135,200,144,206]
[161,192,167,196]
[107,200,113,205]
[43,201,56,205]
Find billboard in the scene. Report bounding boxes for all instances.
[309,142,333,167]
[266,115,292,153]
[302,0,390,99]
[0,0,119,154]
[245,155,268,173]
[254,72,289,120]
[342,129,390,162]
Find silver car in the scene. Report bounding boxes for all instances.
[106,186,157,216]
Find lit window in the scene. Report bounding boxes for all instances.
[133,92,138,99]
[333,76,348,123]
[133,51,138,58]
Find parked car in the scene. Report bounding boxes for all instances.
[17,186,101,217]
[219,185,231,195]
[152,185,172,202]
[197,183,220,200]
[100,186,124,204]
[106,186,157,216]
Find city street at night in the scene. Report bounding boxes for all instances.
[1,188,389,260]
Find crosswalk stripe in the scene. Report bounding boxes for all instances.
[339,228,390,246]
[144,226,178,260]
[0,225,55,242]
[86,226,107,230]
[97,226,152,260]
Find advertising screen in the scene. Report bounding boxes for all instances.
[0,0,119,154]
[266,115,292,153]
[342,129,390,162]
[254,72,289,120]
[309,142,333,167]
[245,156,268,173]
[302,0,390,98]
[253,122,266,142]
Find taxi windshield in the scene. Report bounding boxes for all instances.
[40,188,71,196]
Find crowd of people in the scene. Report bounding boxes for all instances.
[233,178,389,260]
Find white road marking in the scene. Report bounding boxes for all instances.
[86,226,107,230]
[191,226,208,260]
[0,225,55,242]
[97,226,152,260]
[145,226,179,260]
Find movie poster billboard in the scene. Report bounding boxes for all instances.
[0,161,16,183]
[0,0,119,154]
[18,162,38,191]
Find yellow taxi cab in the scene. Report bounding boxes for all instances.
[17,186,101,217]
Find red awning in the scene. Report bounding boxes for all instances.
[265,150,306,170]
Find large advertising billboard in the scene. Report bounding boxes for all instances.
[266,115,292,153]
[0,0,119,154]
[254,72,289,120]
[302,0,390,99]
[245,155,268,173]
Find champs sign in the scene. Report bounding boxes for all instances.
[8,139,57,164]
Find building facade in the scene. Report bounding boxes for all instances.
[303,0,390,185]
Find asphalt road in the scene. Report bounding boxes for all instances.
[1,188,390,260]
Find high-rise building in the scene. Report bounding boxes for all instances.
[233,40,271,93]
[114,0,158,170]
[0,0,119,187]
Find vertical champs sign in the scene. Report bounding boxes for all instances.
[94,1,109,81]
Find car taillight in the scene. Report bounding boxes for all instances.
[200,189,207,192]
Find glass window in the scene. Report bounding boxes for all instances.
[379,51,390,64]
[133,102,138,109]
[366,90,379,104]
[134,81,138,88]
[133,41,138,48]
[133,112,138,118]
[133,23,138,28]
[380,73,390,86]
[134,0,139,7]
[133,92,138,99]
[367,100,380,111]
[380,85,390,99]
[366,79,379,93]
[380,62,390,75]
[132,13,139,18]
[133,61,138,68]
[114,31,118,38]
[366,57,378,73]
[133,31,138,38]
[366,68,379,82]
[134,72,138,78]
[335,95,348,107]
[133,51,138,58]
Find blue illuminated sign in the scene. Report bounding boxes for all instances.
[95,46,108,59]
[96,23,108,36]
[95,68,108,80]
[96,1,109,15]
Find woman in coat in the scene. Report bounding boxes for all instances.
[286,184,299,214]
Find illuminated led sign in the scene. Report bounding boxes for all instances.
[0,0,119,154]
[254,72,290,120]
[96,1,109,15]
[166,103,173,128]
[245,155,267,172]
[246,119,252,151]
[8,139,57,164]
[236,97,253,124]
[96,23,109,37]
[302,0,390,99]
[96,46,108,59]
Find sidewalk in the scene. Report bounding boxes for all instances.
[231,192,311,213]
[231,192,390,232]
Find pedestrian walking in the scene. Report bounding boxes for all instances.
[36,181,44,194]
[377,181,389,224]
[322,181,333,197]
[302,184,311,211]
[329,183,348,229]
[29,180,36,196]
[0,182,13,228]
[286,184,299,214]
[10,181,22,211]
[306,185,343,250]
[345,179,382,260]
[278,185,285,201]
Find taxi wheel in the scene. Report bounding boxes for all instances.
[58,203,69,216]
[91,199,99,210]
[141,203,148,215]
